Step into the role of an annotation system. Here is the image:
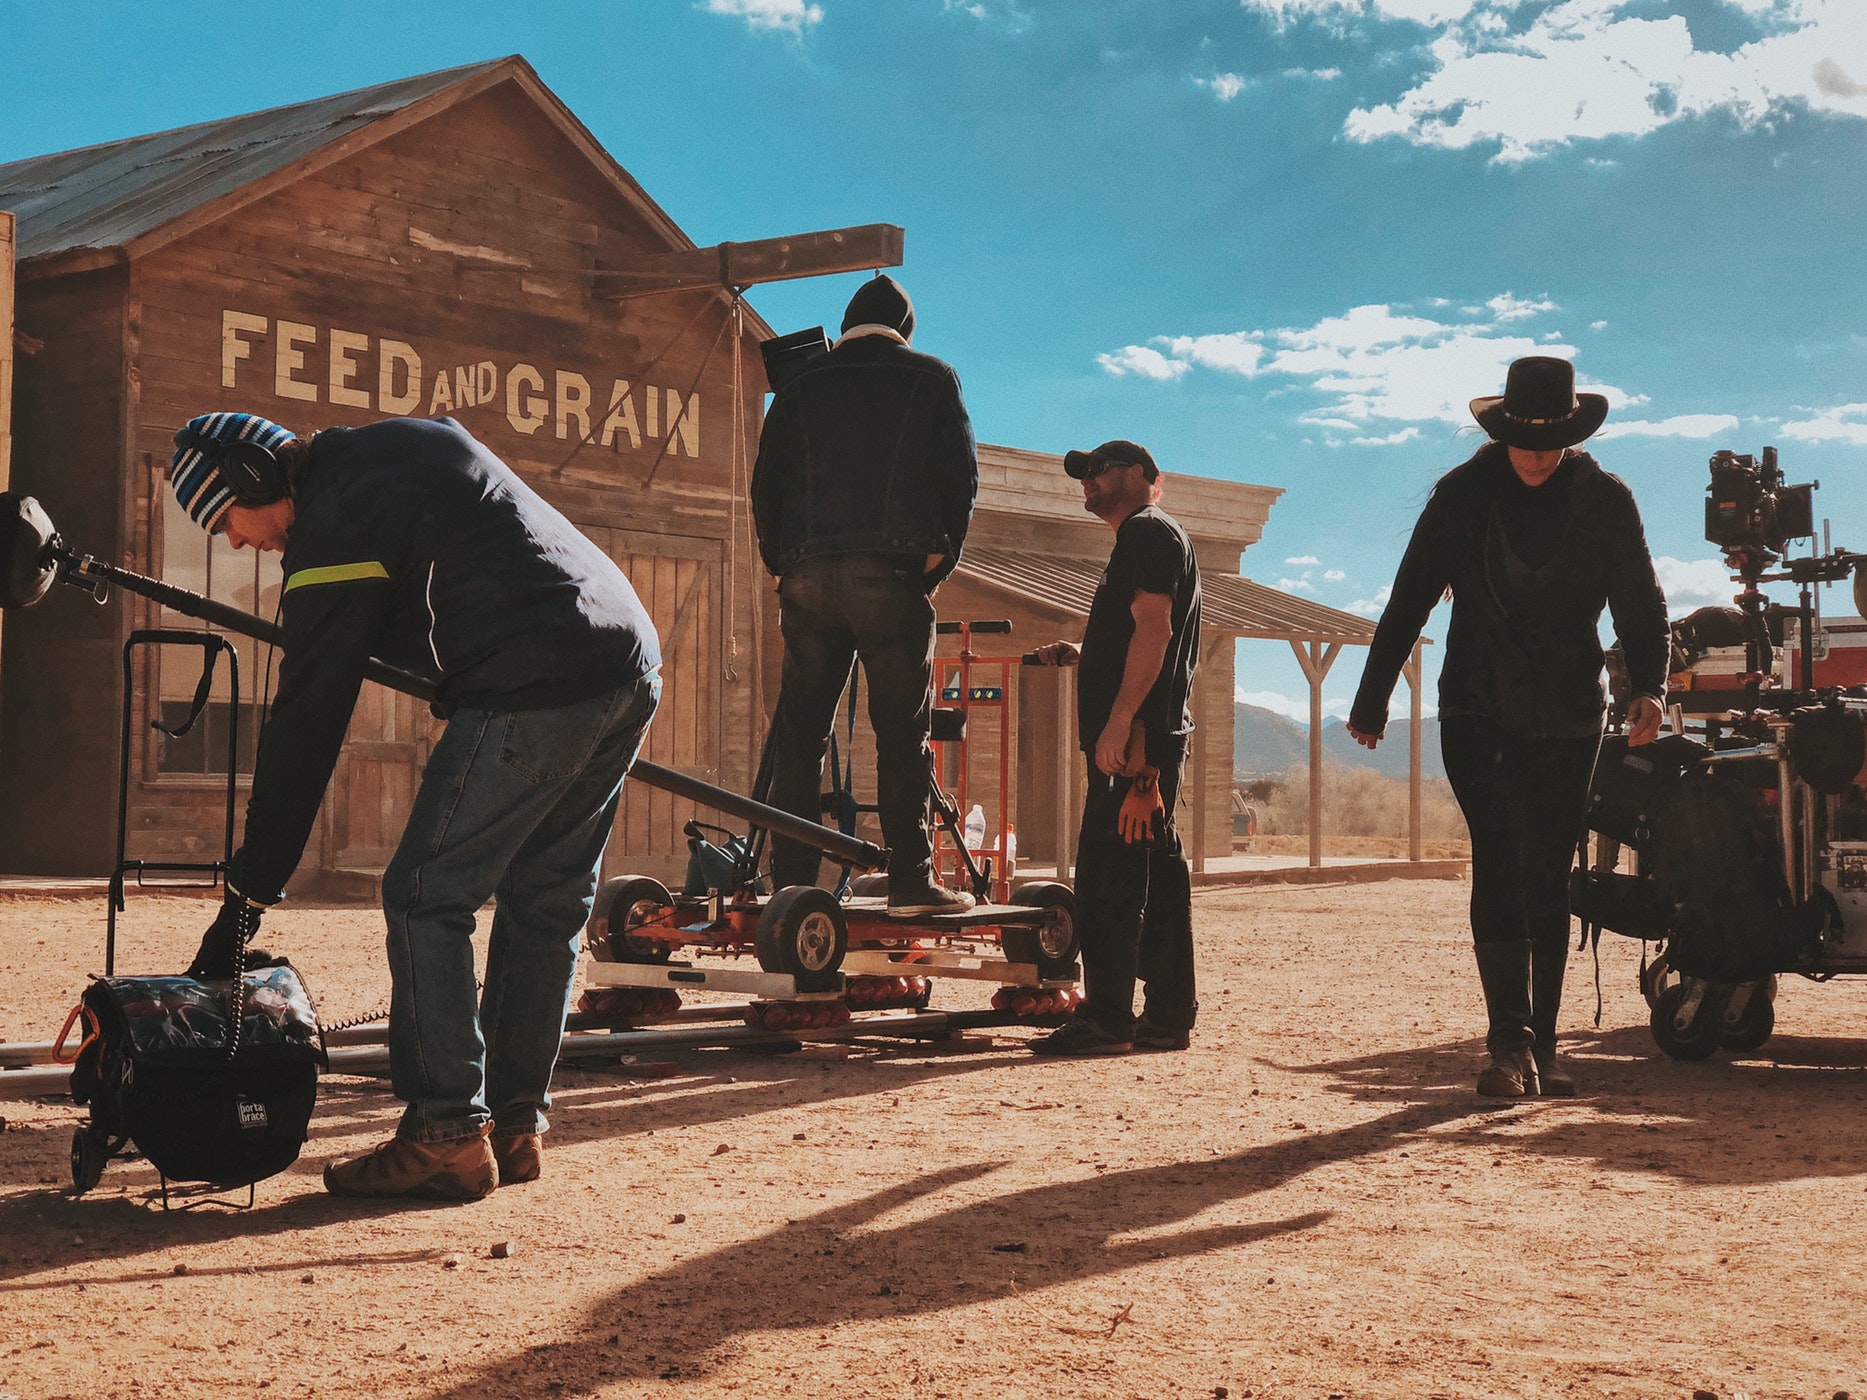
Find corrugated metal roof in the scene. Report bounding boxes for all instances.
[957,545,1385,644]
[0,59,508,261]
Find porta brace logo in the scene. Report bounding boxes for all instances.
[237,1099,269,1130]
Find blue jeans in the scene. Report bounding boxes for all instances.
[383,672,659,1143]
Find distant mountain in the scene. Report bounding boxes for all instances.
[1233,703,1308,778]
[1233,703,1445,781]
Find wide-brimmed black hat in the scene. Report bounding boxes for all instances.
[1469,356,1609,450]
[1063,438,1158,481]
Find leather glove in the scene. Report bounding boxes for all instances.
[1117,766,1165,846]
[185,886,270,982]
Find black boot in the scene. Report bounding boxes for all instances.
[1473,940,1538,1098]
[1531,941,1576,1096]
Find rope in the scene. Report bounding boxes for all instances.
[551,293,723,475]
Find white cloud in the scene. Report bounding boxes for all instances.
[1285,554,1322,565]
[1347,426,1425,446]
[1781,403,1867,444]
[1343,0,1867,164]
[707,0,821,31]
[1595,413,1742,440]
[1159,331,1267,376]
[1284,66,1345,80]
[1200,73,1251,100]
[1653,556,1738,615]
[1324,568,1348,581]
[1235,688,1314,724]
[1097,345,1190,381]
[1242,0,1481,22]
[1347,583,1394,616]
[1591,320,1609,330]
[1278,577,1318,593]
[1487,292,1558,321]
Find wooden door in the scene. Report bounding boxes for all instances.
[327,684,441,874]
[588,529,723,886]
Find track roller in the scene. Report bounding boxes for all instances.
[843,975,932,1010]
[575,987,684,1022]
[745,1000,853,1033]
[990,986,1081,1019]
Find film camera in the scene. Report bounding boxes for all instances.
[1704,445,1815,564]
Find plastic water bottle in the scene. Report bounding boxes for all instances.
[1004,825,1017,879]
[964,803,987,851]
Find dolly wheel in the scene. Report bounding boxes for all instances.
[70,1127,105,1196]
[590,876,676,964]
[756,886,848,994]
[1650,982,1723,1061]
[1723,985,1776,1054]
[1004,882,1081,980]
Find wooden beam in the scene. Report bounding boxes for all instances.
[1404,643,1423,863]
[595,224,904,300]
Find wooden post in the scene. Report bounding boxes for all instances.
[1056,666,1077,880]
[1290,638,1341,869]
[1191,667,1208,875]
[1404,642,1423,863]
[0,211,14,698]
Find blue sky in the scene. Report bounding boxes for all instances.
[5,0,1867,725]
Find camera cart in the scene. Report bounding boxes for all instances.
[581,617,1082,1032]
[1575,447,1867,1061]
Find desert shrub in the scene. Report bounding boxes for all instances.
[1258,762,1468,840]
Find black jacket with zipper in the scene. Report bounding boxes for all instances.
[231,416,659,903]
[751,329,978,587]
[1349,441,1669,740]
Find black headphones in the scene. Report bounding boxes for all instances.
[173,426,291,506]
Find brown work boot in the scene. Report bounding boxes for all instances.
[323,1126,497,1201]
[492,1132,542,1185]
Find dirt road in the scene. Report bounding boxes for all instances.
[1,881,1863,1399]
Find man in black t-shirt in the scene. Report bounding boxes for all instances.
[1027,440,1202,1056]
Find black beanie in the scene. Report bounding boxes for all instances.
[841,275,915,341]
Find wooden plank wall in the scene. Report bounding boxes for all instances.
[108,82,769,891]
[0,268,129,873]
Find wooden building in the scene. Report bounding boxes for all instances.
[0,58,799,892]
[0,58,1399,893]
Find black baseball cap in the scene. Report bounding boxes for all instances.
[1063,438,1158,481]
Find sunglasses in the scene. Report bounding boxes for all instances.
[1078,459,1135,482]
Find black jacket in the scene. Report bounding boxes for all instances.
[1349,443,1669,740]
[232,417,659,902]
[751,330,978,586]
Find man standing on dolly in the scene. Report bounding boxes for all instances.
[752,274,980,917]
[1347,357,1668,1098]
[1027,440,1202,1056]
[172,410,661,1200]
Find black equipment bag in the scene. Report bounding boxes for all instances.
[69,966,324,1189]
[1648,769,1813,982]
[1585,733,1709,849]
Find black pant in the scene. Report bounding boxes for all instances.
[1440,716,1600,953]
[768,553,936,889]
[1074,740,1196,1036]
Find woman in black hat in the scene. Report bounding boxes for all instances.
[1347,356,1670,1098]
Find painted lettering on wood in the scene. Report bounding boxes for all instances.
[219,309,702,459]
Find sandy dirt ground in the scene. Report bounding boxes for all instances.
[2,878,1864,1400]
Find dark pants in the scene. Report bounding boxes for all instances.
[1074,740,1196,1036]
[768,553,936,890]
[1440,716,1600,955]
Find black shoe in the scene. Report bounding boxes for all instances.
[1030,1016,1132,1057]
[887,881,976,919]
[1132,1017,1191,1052]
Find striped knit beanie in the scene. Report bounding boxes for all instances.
[169,412,296,532]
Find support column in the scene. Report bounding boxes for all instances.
[1055,666,1076,881]
[1290,638,1341,869]
[1404,642,1423,863]
[1191,654,1208,875]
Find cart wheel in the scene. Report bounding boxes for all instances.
[1650,982,1723,1061]
[70,1127,105,1196]
[756,886,848,993]
[1722,984,1776,1054]
[1640,950,1671,1009]
[590,876,675,964]
[1003,882,1081,980]
[847,873,890,898]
